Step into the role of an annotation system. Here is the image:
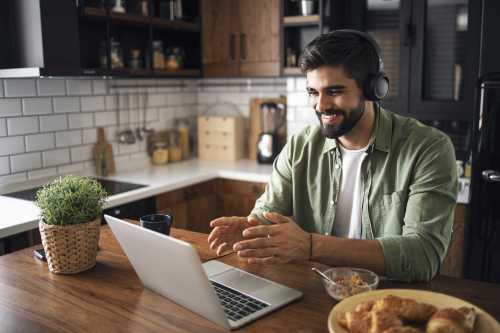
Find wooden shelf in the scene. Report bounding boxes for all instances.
[110,12,150,27]
[283,67,302,76]
[80,7,107,20]
[152,18,200,32]
[283,15,320,27]
[154,69,201,77]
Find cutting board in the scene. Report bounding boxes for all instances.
[93,127,116,176]
[248,97,287,160]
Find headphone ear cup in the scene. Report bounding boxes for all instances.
[364,73,389,101]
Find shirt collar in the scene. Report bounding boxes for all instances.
[321,105,392,155]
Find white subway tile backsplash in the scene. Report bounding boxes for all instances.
[56,130,82,148]
[287,92,308,107]
[0,137,25,156]
[40,114,68,132]
[57,162,84,175]
[81,96,105,112]
[7,117,39,135]
[82,128,98,144]
[43,148,70,167]
[92,80,108,95]
[0,99,22,117]
[148,93,166,107]
[69,113,94,129]
[0,119,6,137]
[0,156,10,175]
[70,145,93,163]
[128,109,140,123]
[105,95,117,110]
[66,80,92,95]
[53,97,80,113]
[95,111,117,126]
[0,172,28,185]
[145,108,158,121]
[22,97,53,115]
[4,79,37,97]
[10,152,42,172]
[286,78,296,92]
[37,79,66,96]
[295,78,307,92]
[158,107,175,122]
[28,167,57,180]
[167,93,183,106]
[198,92,216,104]
[26,133,55,152]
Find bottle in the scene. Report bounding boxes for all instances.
[178,119,190,159]
[169,130,182,162]
[152,40,165,70]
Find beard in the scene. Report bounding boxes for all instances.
[315,101,365,139]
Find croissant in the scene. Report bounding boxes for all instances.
[426,307,476,333]
[372,295,437,322]
[339,309,403,333]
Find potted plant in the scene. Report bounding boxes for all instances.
[36,176,108,274]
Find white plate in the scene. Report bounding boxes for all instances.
[328,289,500,333]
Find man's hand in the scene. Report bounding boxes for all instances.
[207,215,260,255]
[233,212,310,264]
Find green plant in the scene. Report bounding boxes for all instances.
[36,176,108,226]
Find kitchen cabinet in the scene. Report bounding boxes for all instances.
[155,179,266,232]
[156,180,218,233]
[202,0,280,77]
[0,0,201,78]
[215,179,266,217]
[441,204,466,278]
[346,0,480,122]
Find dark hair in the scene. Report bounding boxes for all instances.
[299,31,379,92]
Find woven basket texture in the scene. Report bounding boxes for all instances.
[39,218,101,274]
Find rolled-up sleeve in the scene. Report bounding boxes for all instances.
[377,135,458,282]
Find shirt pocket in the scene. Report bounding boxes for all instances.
[372,191,406,236]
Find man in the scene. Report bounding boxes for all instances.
[208,30,458,282]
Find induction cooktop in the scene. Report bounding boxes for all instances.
[2,178,147,202]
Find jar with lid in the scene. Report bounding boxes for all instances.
[129,49,143,69]
[168,130,182,162]
[153,40,165,70]
[152,141,169,165]
[110,39,124,69]
[165,46,185,70]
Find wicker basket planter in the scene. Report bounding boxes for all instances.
[39,218,101,274]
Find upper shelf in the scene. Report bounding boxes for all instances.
[283,15,320,27]
[80,7,200,32]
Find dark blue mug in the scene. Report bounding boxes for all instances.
[139,214,173,235]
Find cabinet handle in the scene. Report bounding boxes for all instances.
[229,34,236,61]
[240,33,247,60]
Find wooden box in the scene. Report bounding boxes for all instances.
[198,116,245,161]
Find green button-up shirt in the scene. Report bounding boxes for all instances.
[251,107,458,282]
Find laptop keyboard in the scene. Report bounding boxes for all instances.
[211,281,269,321]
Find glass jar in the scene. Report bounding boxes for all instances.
[153,40,165,70]
[165,46,185,70]
[168,130,182,162]
[110,39,124,69]
[129,48,143,69]
[137,0,149,15]
[152,141,169,165]
[99,41,108,68]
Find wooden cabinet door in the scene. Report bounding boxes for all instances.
[156,188,189,230]
[217,179,266,217]
[238,0,280,76]
[202,0,240,77]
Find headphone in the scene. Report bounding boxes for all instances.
[330,29,389,101]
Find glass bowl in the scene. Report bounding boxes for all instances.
[320,267,379,301]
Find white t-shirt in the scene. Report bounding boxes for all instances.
[332,143,370,239]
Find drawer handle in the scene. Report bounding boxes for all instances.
[205,131,210,135]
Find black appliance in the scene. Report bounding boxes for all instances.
[464,0,500,282]
[3,178,146,201]
[256,102,286,164]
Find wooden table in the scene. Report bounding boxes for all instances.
[1,225,499,333]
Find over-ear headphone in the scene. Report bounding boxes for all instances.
[330,29,389,101]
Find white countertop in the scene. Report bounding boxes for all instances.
[0,159,273,238]
[0,158,471,239]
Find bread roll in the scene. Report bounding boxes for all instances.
[426,307,476,333]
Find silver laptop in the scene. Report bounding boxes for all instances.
[104,215,302,330]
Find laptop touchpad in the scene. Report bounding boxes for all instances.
[210,269,272,294]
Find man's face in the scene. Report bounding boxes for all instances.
[306,65,365,139]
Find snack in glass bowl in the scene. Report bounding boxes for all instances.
[320,267,379,301]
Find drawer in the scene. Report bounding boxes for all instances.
[198,116,243,133]
[198,129,233,144]
[198,143,243,161]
